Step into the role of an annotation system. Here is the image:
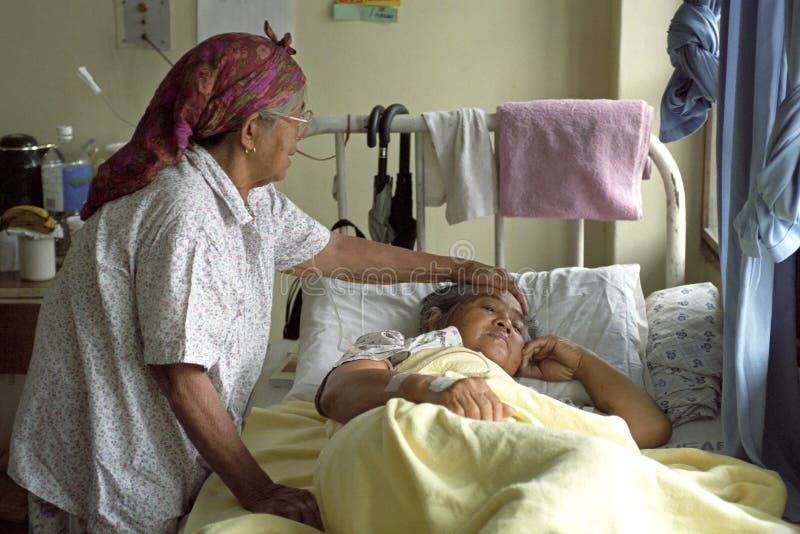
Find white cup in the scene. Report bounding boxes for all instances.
[18,235,56,281]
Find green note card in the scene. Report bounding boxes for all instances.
[333,4,399,22]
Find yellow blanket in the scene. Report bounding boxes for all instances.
[186,347,795,533]
[184,401,326,534]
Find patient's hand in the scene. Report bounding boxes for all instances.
[516,336,587,382]
[245,483,324,530]
[422,376,515,421]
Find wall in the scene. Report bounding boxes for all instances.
[0,2,717,445]
[613,0,719,294]
[280,0,630,331]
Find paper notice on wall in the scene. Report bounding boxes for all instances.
[197,0,294,44]
[333,4,398,22]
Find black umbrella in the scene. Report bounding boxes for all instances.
[366,105,395,244]
[380,103,416,250]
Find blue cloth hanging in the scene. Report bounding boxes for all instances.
[659,0,721,143]
[734,87,800,262]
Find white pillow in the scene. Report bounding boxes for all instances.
[286,278,441,402]
[287,265,648,405]
[515,264,647,405]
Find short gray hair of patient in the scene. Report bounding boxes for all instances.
[418,284,538,340]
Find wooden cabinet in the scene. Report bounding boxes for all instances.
[0,272,48,374]
[0,273,47,530]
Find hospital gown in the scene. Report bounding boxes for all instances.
[315,327,463,415]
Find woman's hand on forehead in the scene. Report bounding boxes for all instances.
[457,262,528,316]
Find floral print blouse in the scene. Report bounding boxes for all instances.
[9,144,329,532]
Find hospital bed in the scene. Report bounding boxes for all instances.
[182,110,734,532]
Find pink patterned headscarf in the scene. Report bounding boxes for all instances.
[81,22,305,220]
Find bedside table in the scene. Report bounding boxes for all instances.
[0,272,49,531]
[0,272,49,375]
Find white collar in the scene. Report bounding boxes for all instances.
[184,143,254,226]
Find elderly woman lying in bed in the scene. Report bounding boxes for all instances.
[309,286,792,533]
[316,284,672,449]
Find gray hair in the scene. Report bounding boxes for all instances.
[418,284,538,340]
[259,87,307,128]
[196,87,307,149]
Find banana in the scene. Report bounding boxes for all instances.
[2,204,49,220]
[0,205,57,234]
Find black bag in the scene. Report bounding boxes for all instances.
[283,219,366,340]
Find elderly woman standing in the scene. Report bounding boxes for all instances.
[8,24,521,533]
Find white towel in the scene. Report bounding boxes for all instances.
[421,108,497,225]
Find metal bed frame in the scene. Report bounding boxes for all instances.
[308,113,686,287]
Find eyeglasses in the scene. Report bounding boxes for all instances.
[258,109,314,139]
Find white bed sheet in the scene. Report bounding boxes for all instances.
[662,416,724,453]
[245,339,296,414]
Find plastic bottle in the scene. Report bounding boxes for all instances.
[41,125,93,213]
[40,125,93,263]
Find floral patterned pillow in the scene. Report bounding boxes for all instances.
[644,282,722,427]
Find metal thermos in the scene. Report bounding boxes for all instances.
[0,134,53,215]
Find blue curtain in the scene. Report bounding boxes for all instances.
[718,0,800,521]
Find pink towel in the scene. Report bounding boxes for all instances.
[496,99,653,220]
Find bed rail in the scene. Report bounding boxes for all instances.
[307,114,686,287]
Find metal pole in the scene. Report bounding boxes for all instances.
[495,214,505,268]
[574,219,584,267]
[334,132,347,230]
[414,132,426,252]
